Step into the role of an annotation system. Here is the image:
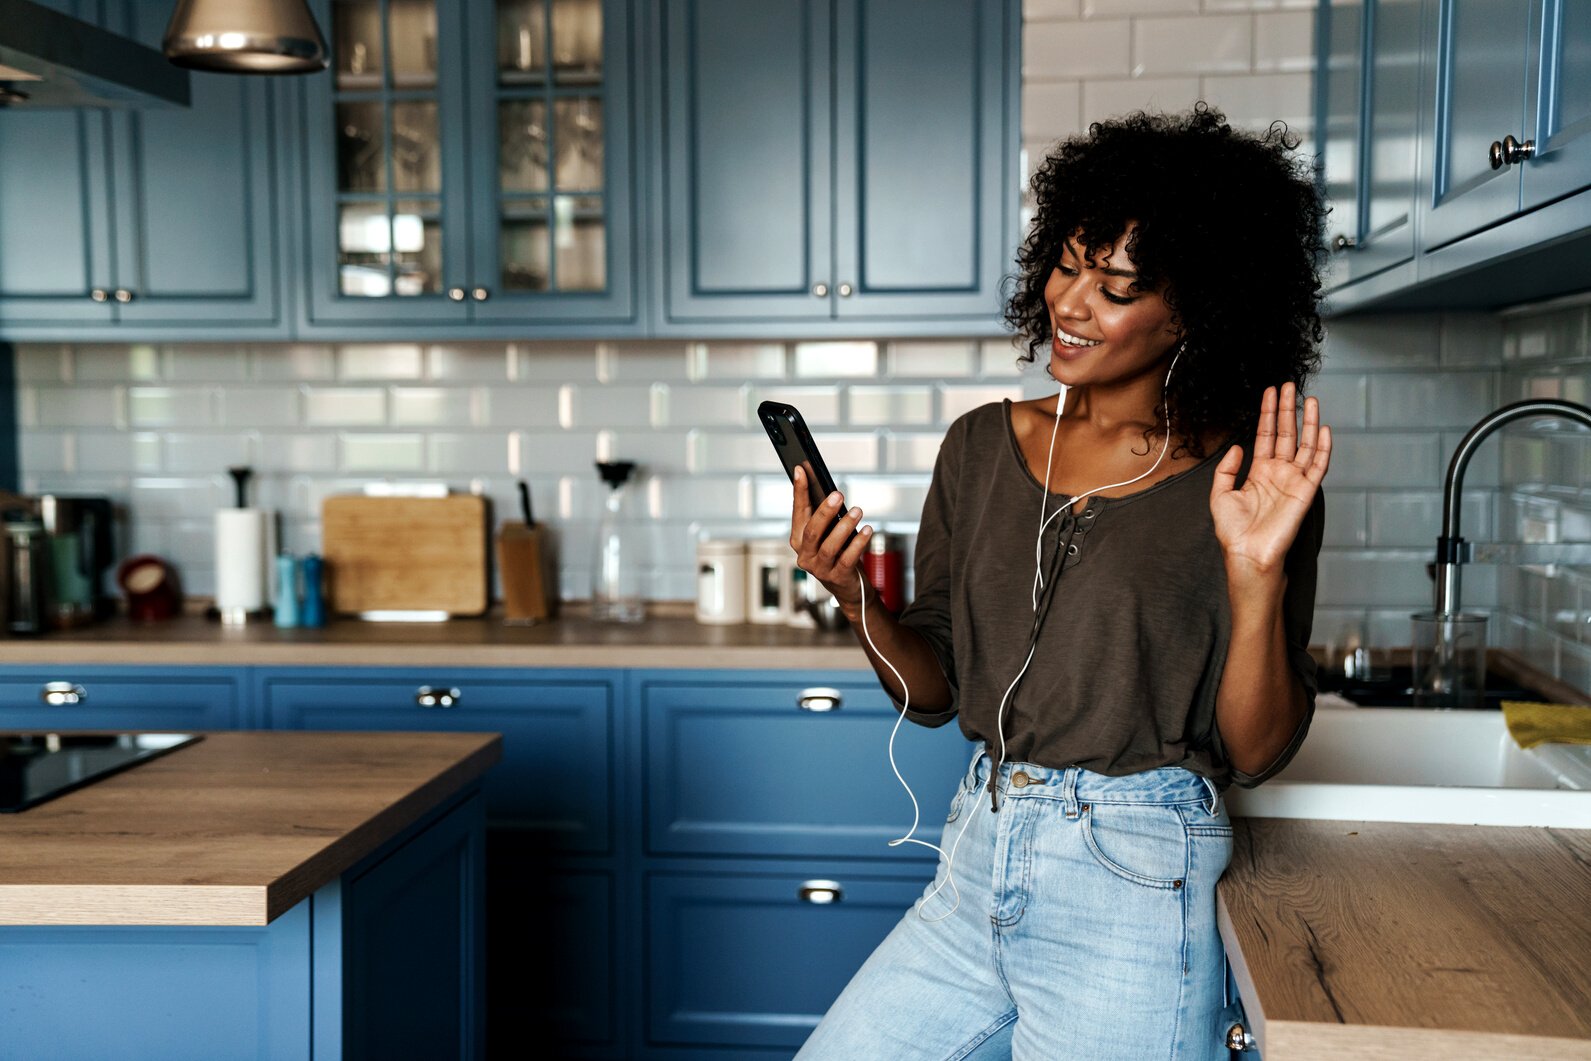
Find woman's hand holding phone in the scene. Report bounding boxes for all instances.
[789,466,873,615]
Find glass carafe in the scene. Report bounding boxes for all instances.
[591,461,646,622]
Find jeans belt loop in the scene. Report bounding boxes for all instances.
[1062,767,1081,819]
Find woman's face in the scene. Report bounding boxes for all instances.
[1042,227,1181,390]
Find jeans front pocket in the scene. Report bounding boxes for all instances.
[1079,801,1189,890]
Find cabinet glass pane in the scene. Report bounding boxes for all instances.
[499,100,550,191]
[337,100,386,193]
[554,195,604,291]
[394,199,442,295]
[553,97,603,191]
[333,0,384,90]
[392,100,441,193]
[389,0,438,88]
[501,205,551,291]
[1550,2,1591,137]
[498,0,548,83]
[550,0,602,82]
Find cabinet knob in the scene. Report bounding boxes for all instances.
[811,282,829,298]
[1331,234,1357,252]
[1502,134,1536,165]
[797,687,842,712]
[837,282,853,298]
[415,686,462,709]
[1489,139,1505,170]
[113,288,133,303]
[90,288,110,303]
[797,880,843,904]
[40,682,87,706]
[471,287,490,301]
[447,287,466,301]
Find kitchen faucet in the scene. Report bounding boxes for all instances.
[1434,398,1591,617]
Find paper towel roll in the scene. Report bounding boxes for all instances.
[215,508,269,619]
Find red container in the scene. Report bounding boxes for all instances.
[863,531,904,613]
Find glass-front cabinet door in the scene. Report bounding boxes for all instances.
[464,0,633,322]
[300,0,632,328]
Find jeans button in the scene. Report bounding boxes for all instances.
[1011,770,1030,788]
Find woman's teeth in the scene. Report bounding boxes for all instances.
[1057,328,1101,348]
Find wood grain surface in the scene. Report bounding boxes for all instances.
[1219,818,1591,1059]
[322,494,490,616]
[0,730,501,926]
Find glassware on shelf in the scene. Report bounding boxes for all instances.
[551,0,602,81]
[499,100,550,191]
[500,208,551,291]
[392,199,441,295]
[553,195,605,291]
[333,0,384,89]
[388,0,438,87]
[391,100,441,193]
[591,461,648,623]
[553,96,603,190]
[1410,611,1488,710]
[497,0,548,82]
[336,100,385,192]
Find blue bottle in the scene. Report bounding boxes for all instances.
[274,554,300,629]
[300,554,326,629]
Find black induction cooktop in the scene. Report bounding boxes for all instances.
[0,733,202,813]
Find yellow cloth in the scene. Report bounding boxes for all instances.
[1502,700,1591,749]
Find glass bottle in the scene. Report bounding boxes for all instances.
[591,460,646,622]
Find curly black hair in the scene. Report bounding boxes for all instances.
[1006,104,1326,459]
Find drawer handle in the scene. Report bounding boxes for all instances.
[415,686,462,709]
[797,687,843,712]
[41,682,87,706]
[798,880,843,904]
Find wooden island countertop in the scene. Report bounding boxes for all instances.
[0,730,501,927]
[1220,818,1591,1060]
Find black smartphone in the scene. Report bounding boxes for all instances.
[758,400,847,533]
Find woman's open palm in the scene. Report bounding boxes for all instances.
[1210,382,1331,576]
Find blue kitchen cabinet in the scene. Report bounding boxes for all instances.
[297,0,638,332]
[0,666,245,730]
[639,672,971,859]
[0,0,286,339]
[0,785,486,1060]
[256,667,616,850]
[1521,0,1591,213]
[645,865,927,1050]
[653,0,1018,331]
[1320,0,1423,284]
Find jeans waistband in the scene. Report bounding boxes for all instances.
[966,745,1222,816]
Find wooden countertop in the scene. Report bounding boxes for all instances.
[0,730,501,927]
[1220,819,1591,1060]
[0,614,873,669]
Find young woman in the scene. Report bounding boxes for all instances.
[788,106,1332,1060]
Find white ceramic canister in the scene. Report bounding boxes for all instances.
[745,539,792,624]
[695,538,748,624]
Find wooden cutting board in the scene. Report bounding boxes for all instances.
[321,495,490,616]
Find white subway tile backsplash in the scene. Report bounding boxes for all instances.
[750,385,841,425]
[884,433,946,472]
[646,475,747,520]
[1025,0,1081,18]
[1081,77,1202,124]
[75,345,160,382]
[339,433,425,472]
[218,386,300,428]
[1252,11,1314,73]
[848,386,933,426]
[163,345,248,381]
[428,432,517,475]
[1322,432,1442,489]
[391,386,482,427]
[518,430,600,475]
[793,342,878,379]
[691,430,875,475]
[689,342,786,381]
[1133,16,1251,77]
[939,384,1022,423]
[1086,0,1198,13]
[482,384,560,429]
[1366,372,1497,429]
[1023,81,1085,142]
[77,431,161,474]
[559,383,659,429]
[425,343,513,382]
[1367,491,1493,548]
[1024,19,1132,80]
[165,432,255,474]
[19,432,71,474]
[1308,372,1367,429]
[303,387,386,427]
[251,345,336,381]
[128,476,229,521]
[338,344,423,380]
[40,386,127,428]
[658,384,750,428]
[886,341,978,379]
[14,346,70,383]
[844,477,931,521]
[1322,489,1367,547]
[257,433,339,474]
[1439,313,1506,368]
[511,343,601,381]
[1315,549,1433,608]
[1199,72,1313,131]
[597,341,691,382]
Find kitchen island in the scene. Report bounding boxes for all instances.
[0,730,500,1059]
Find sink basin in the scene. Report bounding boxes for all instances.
[1224,705,1591,828]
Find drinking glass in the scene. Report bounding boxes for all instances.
[1410,612,1488,710]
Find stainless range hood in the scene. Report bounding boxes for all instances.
[0,0,190,108]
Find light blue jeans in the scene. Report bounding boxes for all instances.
[797,747,1244,1061]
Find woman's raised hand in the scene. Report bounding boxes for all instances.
[1209,382,1331,578]
[789,466,873,609]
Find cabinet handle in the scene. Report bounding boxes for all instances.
[1331,234,1357,252]
[90,288,110,303]
[797,687,842,712]
[40,682,87,706]
[415,686,462,709]
[447,287,466,301]
[113,288,133,303]
[471,287,490,301]
[811,282,829,298]
[837,282,853,297]
[1502,134,1536,165]
[798,880,843,904]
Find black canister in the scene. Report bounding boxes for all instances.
[5,518,51,635]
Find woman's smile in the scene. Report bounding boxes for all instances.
[1052,325,1103,359]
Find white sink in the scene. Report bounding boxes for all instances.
[1224,704,1591,828]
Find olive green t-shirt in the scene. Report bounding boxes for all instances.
[894,399,1324,790]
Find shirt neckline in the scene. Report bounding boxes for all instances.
[1000,398,1235,507]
